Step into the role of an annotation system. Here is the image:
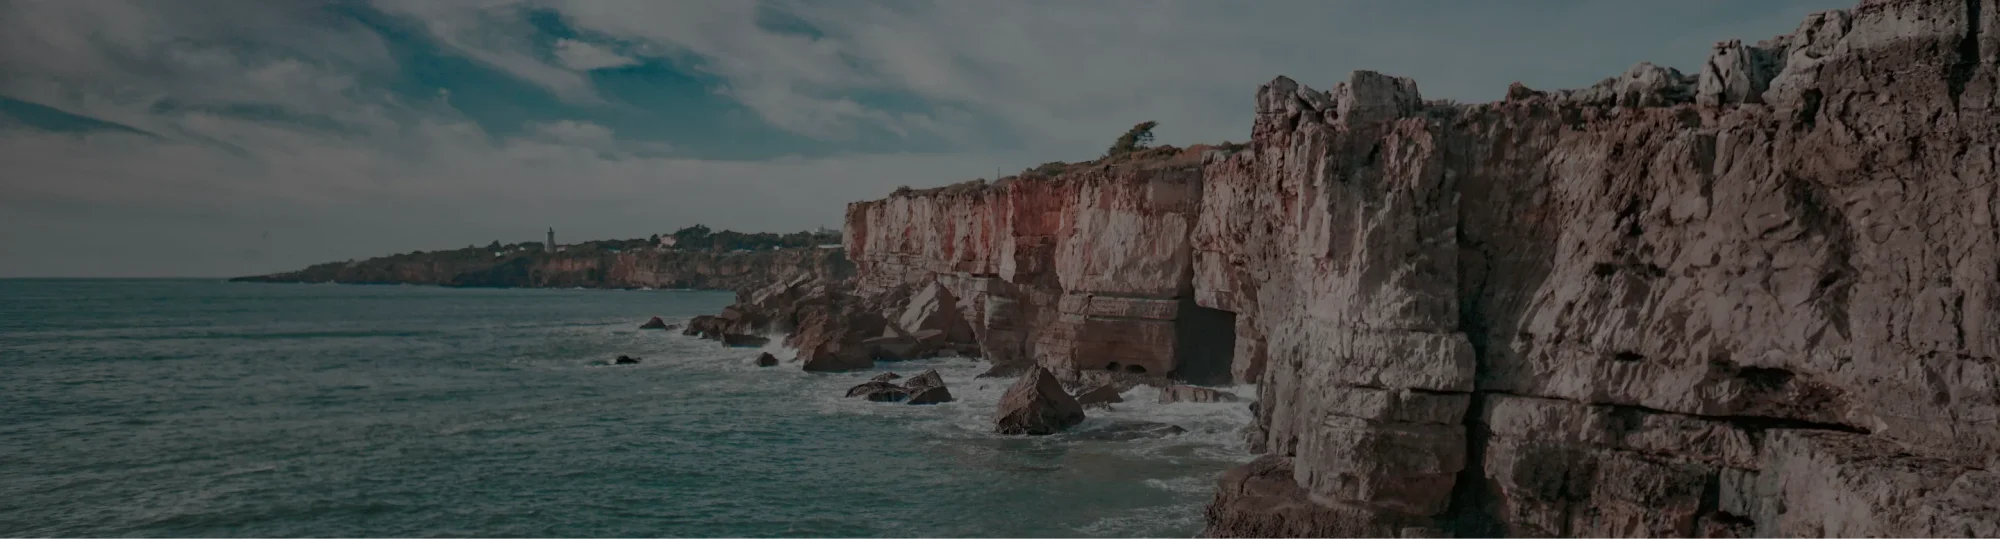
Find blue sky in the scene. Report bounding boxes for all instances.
[0,0,1851,277]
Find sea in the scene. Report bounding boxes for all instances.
[0,279,1254,537]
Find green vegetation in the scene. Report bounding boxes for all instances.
[664,225,839,251]
[1105,121,1158,157]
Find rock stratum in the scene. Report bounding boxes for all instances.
[231,246,851,292]
[711,0,2000,535]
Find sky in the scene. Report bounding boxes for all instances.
[0,0,1853,277]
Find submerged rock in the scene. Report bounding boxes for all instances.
[993,366,1085,435]
[870,372,903,383]
[639,316,668,329]
[1073,384,1125,409]
[614,355,641,365]
[753,352,778,367]
[1158,385,1239,404]
[1073,421,1188,442]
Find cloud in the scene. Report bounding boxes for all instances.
[552,38,639,70]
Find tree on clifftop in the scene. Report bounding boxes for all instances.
[1105,121,1158,157]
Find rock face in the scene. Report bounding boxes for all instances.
[844,148,1238,385]
[1189,1,2000,536]
[232,244,853,291]
[993,366,1086,435]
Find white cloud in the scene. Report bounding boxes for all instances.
[552,38,639,70]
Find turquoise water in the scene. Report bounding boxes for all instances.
[0,279,1252,537]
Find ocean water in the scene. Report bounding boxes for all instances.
[0,279,1254,537]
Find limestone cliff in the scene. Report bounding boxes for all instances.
[712,0,2000,535]
[232,247,851,292]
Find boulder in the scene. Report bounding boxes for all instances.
[753,352,778,367]
[799,340,873,372]
[683,315,726,339]
[905,385,954,405]
[614,355,641,365]
[1158,385,1240,404]
[845,381,908,402]
[721,333,770,347]
[639,316,668,329]
[870,372,902,383]
[993,366,1086,435]
[1074,421,1188,442]
[1073,384,1125,409]
[903,369,945,392]
[895,281,975,343]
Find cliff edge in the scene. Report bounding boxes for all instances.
[703,0,2000,535]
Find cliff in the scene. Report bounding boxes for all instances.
[232,246,852,292]
[701,0,2000,535]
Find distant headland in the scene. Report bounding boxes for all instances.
[229,225,851,291]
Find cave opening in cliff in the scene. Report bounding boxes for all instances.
[1173,299,1236,385]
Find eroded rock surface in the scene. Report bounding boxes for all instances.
[994,366,1086,435]
[1196,0,2000,535]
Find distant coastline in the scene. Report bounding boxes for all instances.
[231,226,851,292]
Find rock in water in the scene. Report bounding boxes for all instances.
[1073,384,1124,409]
[799,340,873,372]
[845,381,907,402]
[1157,385,1239,404]
[902,369,953,404]
[683,315,725,339]
[721,333,770,347]
[639,316,668,329]
[753,352,778,367]
[993,366,1084,435]
[905,385,954,405]
[1074,421,1187,442]
[903,369,945,391]
[870,372,902,383]
[614,355,641,365]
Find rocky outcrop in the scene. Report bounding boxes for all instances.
[994,366,1086,435]
[1191,0,2000,535]
[232,244,852,292]
[753,352,778,367]
[639,316,668,329]
[681,0,1998,534]
[844,370,956,404]
[843,147,1238,385]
